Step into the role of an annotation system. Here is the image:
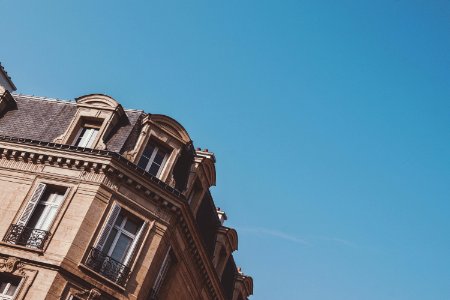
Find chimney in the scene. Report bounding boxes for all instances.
[0,62,17,94]
[216,208,227,225]
[0,62,17,114]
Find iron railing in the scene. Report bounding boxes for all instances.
[2,224,50,250]
[85,247,130,286]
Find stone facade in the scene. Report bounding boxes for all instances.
[0,63,253,300]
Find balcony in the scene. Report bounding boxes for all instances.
[2,224,50,250]
[84,247,130,286]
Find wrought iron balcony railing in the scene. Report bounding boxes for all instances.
[84,247,131,286]
[2,224,50,250]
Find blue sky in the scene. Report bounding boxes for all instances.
[2,1,450,299]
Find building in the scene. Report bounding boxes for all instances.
[0,63,253,300]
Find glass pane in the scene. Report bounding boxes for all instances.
[153,149,166,164]
[49,192,65,204]
[104,228,118,254]
[124,219,139,235]
[6,283,18,296]
[0,282,7,293]
[39,190,53,204]
[0,274,20,296]
[148,163,160,176]
[111,234,133,263]
[137,155,150,170]
[142,143,155,158]
[76,128,90,147]
[74,128,87,146]
[26,204,45,229]
[115,213,125,226]
[37,206,57,231]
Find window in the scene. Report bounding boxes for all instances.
[85,203,147,286]
[137,140,170,177]
[0,273,21,300]
[26,187,66,232]
[103,211,143,264]
[149,248,174,300]
[2,183,67,249]
[73,126,99,148]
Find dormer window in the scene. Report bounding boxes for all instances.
[71,120,103,148]
[74,126,99,148]
[137,140,170,177]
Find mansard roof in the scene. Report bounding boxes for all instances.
[0,94,143,153]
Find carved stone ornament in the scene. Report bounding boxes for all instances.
[122,149,136,161]
[74,288,102,300]
[0,257,22,273]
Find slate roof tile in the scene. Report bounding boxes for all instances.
[0,94,144,154]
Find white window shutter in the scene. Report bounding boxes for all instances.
[79,128,93,148]
[85,128,98,148]
[123,221,148,266]
[17,183,47,227]
[95,202,121,251]
[38,188,70,231]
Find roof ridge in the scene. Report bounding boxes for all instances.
[12,93,145,113]
[12,93,76,104]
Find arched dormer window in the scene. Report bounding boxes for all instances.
[213,225,238,278]
[72,118,103,148]
[125,114,193,185]
[186,150,216,214]
[54,94,125,150]
[137,138,172,177]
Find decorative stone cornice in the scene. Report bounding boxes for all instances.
[194,152,216,187]
[0,135,225,300]
[0,256,23,273]
[0,135,181,196]
[218,226,238,253]
[235,271,254,298]
[146,114,192,144]
[75,94,125,117]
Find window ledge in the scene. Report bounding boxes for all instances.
[78,264,127,292]
[0,241,45,255]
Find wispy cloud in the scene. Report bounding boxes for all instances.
[238,227,311,246]
[238,226,357,248]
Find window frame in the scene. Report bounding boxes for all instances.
[137,138,172,178]
[151,247,174,298]
[103,211,143,264]
[128,123,185,183]
[83,201,150,287]
[72,120,102,148]
[0,273,23,300]
[73,126,99,148]
[25,186,67,232]
[6,181,73,251]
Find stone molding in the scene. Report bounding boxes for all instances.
[0,136,225,300]
[0,256,24,274]
[73,288,102,300]
[54,94,126,150]
[0,90,16,115]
